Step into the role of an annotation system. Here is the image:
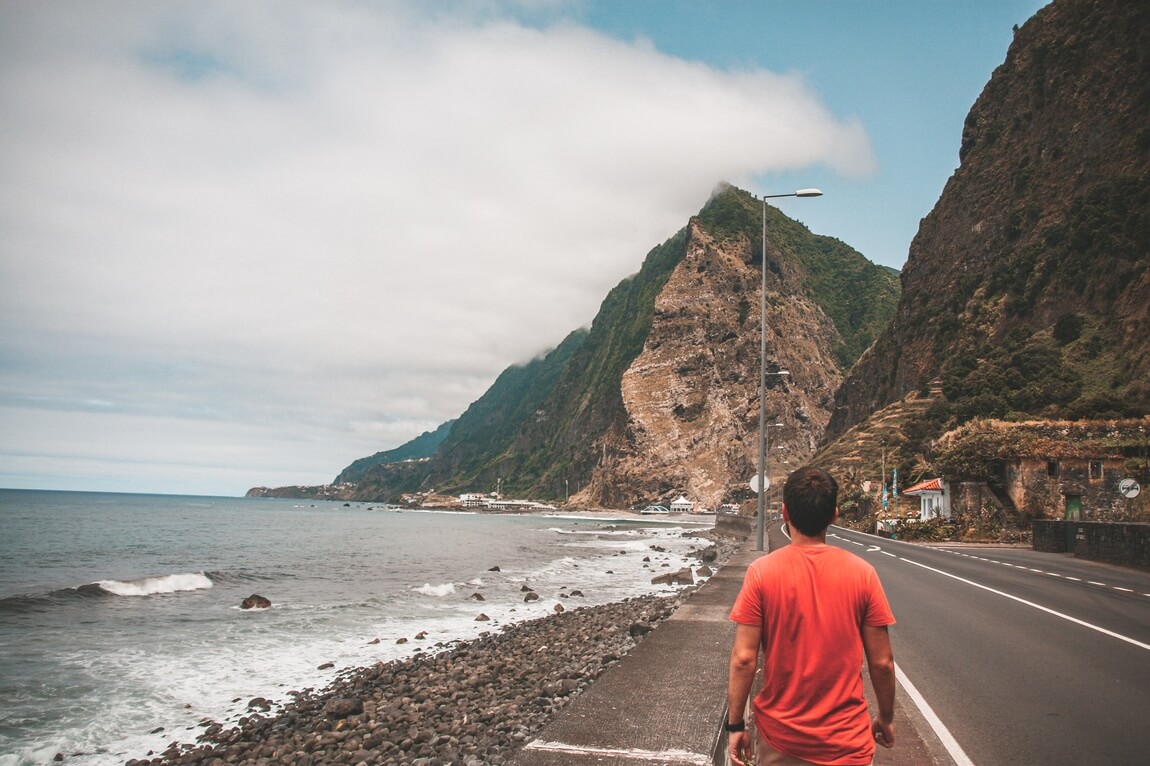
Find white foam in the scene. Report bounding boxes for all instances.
[95,572,214,597]
[413,582,455,597]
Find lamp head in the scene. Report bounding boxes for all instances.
[794,188,823,197]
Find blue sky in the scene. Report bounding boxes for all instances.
[0,1,1049,496]
[577,0,1048,267]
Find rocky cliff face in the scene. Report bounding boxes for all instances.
[827,0,1150,441]
[576,217,845,510]
[548,185,897,510]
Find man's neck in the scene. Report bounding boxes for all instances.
[789,528,829,547]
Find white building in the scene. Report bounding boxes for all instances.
[670,495,694,514]
[902,478,951,520]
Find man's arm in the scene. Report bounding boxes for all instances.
[862,623,896,748]
[727,622,762,766]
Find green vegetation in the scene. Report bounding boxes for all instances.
[696,187,901,369]
[334,420,454,484]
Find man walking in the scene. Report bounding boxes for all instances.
[726,466,896,766]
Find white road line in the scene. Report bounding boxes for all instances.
[1115,587,1134,593]
[895,664,976,766]
[523,740,710,764]
[899,557,1150,651]
[1088,581,1106,587]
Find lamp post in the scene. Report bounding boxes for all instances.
[756,188,822,552]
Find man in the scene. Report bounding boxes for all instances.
[727,466,896,766]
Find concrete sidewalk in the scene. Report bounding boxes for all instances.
[507,522,952,766]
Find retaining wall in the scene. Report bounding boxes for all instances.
[1033,520,1150,570]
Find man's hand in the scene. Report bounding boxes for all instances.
[872,715,895,749]
[728,729,753,766]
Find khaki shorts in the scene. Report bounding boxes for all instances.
[756,732,872,766]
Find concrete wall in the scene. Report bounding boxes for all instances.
[714,514,754,539]
[1033,520,1150,570]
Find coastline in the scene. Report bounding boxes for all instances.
[125,533,745,766]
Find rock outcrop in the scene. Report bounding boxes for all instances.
[827,0,1150,442]
[577,215,847,510]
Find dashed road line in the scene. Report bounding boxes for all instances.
[931,548,1148,599]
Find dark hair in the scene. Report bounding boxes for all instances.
[782,467,838,536]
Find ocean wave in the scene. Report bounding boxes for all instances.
[547,527,640,537]
[0,572,216,612]
[413,582,455,597]
[94,572,215,597]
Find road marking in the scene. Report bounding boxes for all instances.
[899,557,1150,652]
[895,664,976,766]
[836,532,1150,601]
[524,740,710,764]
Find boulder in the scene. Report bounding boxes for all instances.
[650,567,694,586]
[240,594,271,610]
[524,592,540,602]
[323,697,364,719]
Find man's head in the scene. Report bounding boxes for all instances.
[782,467,838,536]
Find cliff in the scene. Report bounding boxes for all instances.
[827,0,1150,445]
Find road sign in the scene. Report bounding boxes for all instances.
[749,474,771,493]
[1119,478,1141,499]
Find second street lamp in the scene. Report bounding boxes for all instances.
[756,189,822,552]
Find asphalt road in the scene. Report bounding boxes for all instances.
[825,526,1150,765]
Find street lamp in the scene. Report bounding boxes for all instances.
[756,188,822,552]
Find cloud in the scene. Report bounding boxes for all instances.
[0,1,874,494]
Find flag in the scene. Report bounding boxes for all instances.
[892,468,899,498]
[882,483,889,509]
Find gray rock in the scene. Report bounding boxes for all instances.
[323,697,364,719]
[240,594,271,609]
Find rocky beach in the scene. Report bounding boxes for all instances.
[124,533,744,766]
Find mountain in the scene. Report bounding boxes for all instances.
[826,0,1150,455]
[333,420,455,485]
[345,184,898,508]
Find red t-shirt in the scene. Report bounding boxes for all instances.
[730,544,895,765]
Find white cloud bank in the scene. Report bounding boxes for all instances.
[0,1,874,495]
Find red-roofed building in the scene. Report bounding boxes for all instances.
[902,478,951,520]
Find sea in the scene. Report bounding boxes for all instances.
[0,489,715,766]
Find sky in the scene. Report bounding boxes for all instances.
[0,0,1050,496]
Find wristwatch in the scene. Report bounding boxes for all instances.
[724,720,746,733]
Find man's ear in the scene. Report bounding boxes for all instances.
[781,503,790,522]
[833,506,840,522]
